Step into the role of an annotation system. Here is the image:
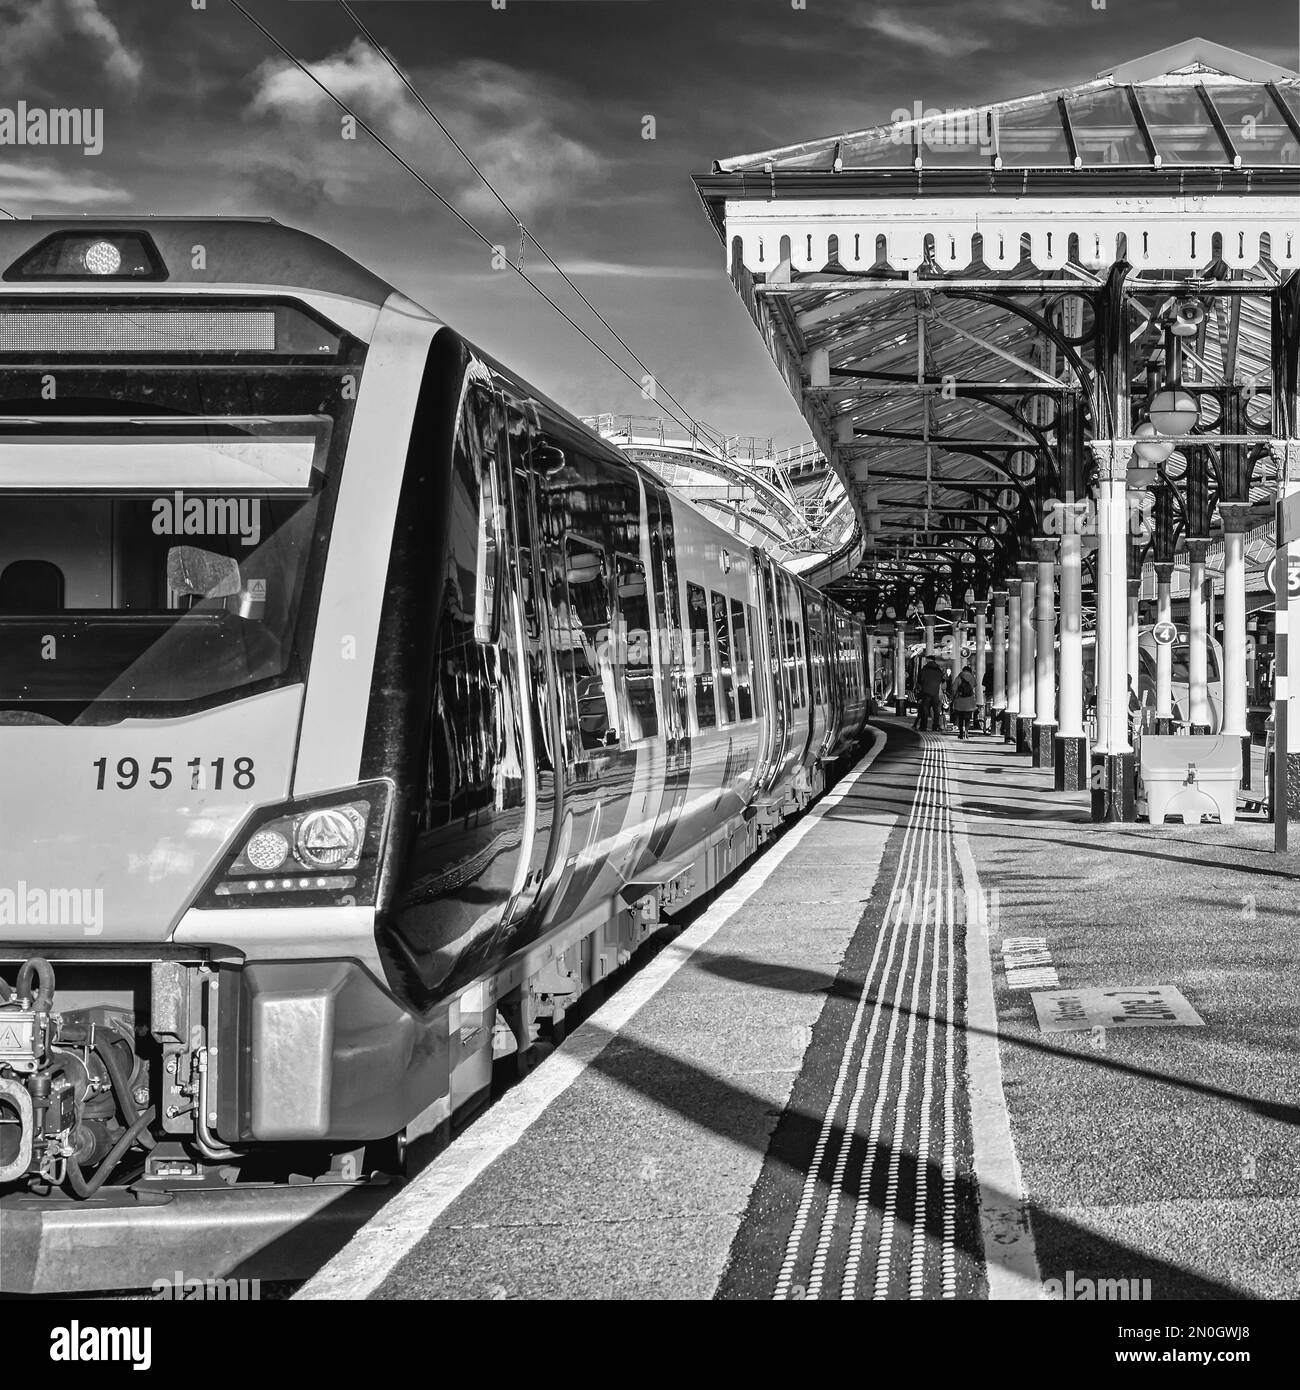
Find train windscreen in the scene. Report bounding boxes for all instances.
[0,415,352,724]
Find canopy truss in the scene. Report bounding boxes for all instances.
[694,38,1300,619]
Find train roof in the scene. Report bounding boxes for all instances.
[0,217,394,304]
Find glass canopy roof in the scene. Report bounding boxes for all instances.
[717,53,1299,174]
[698,40,1300,611]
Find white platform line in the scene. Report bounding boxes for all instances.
[946,749,1042,1301]
[297,728,889,1301]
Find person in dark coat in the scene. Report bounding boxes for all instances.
[916,656,945,732]
[953,664,979,739]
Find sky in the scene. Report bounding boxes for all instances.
[0,0,1295,448]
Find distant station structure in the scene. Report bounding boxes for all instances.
[695,37,1300,823]
[584,412,860,579]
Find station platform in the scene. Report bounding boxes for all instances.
[298,721,1300,1301]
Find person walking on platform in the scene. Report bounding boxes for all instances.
[916,656,945,733]
[953,663,978,739]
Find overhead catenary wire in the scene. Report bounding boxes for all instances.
[335,0,703,435]
[226,0,703,440]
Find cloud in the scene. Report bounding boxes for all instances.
[243,41,605,219]
[529,259,716,281]
[0,0,142,90]
[849,0,1070,60]
[0,158,128,209]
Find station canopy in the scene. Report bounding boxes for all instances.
[584,413,853,571]
[694,38,1300,616]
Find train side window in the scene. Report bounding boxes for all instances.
[686,581,716,730]
[616,554,658,740]
[784,609,806,710]
[712,589,736,725]
[746,603,764,718]
[731,597,753,721]
[650,528,689,736]
[557,538,617,753]
[472,395,504,646]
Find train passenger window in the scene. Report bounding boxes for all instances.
[651,528,688,737]
[616,554,658,740]
[711,590,736,725]
[730,597,753,721]
[784,617,807,710]
[686,581,716,730]
[746,603,764,718]
[556,538,618,752]
[473,398,504,646]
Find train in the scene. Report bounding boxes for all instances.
[0,218,870,1278]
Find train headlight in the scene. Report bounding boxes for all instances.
[244,829,289,872]
[4,229,166,281]
[82,240,122,275]
[194,781,392,909]
[294,807,365,871]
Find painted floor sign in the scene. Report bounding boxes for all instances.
[1000,936,1059,990]
[1031,985,1204,1034]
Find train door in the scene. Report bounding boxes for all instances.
[500,390,565,928]
[781,570,813,767]
[645,484,689,861]
[391,375,531,996]
[759,554,788,791]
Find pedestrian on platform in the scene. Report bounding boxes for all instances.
[916,656,945,732]
[953,664,978,739]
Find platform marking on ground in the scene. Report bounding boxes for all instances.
[1031,985,1203,1034]
[792,744,936,1299]
[1001,937,1060,991]
[841,752,937,1298]
[945,741,1043,1301]
[297,730,888,1301]
[778,731,965,1301]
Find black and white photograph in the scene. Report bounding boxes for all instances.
[0,0,1296,1355]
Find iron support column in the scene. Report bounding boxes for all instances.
[1221,502,1253,787]
[1015,561,1037,755]
[1055,519,1088,789]
[1187,542,1211,734]
[1154,562,1174,734]
[991,589,1008,730]
[1033,541,1057,767]
[1005,585,1021,742]
[975,602,988,728]
[1089,444,1136,821]
[894,620,908,716]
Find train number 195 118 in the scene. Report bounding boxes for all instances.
[92,757,256,791]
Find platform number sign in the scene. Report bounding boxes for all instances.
[1265,555,1300,600]
[1151,621,1177,647]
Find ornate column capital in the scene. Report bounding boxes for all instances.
[1153,561,1175,584]
[1087,438,1133,483]
[1218,501,1254,533]
[991,588,1009,606]
[1267,439,1300,481]
[1185,539,1211,564]
[1032,536,1059,564]
[1016,559,1037,583]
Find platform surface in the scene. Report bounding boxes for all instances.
[300,720,1300,1301]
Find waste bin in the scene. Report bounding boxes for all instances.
[1137,735,1241,827]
